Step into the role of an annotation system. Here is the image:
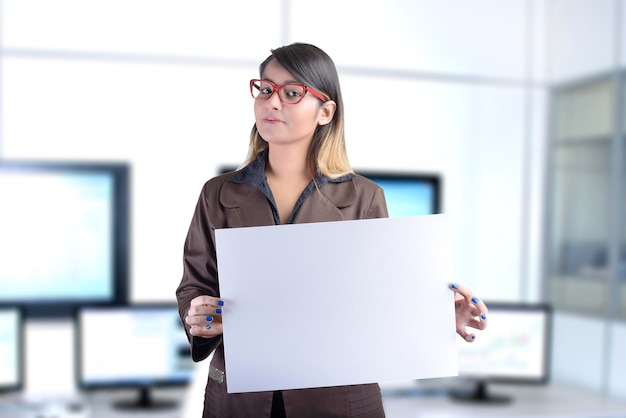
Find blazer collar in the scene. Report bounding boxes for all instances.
[219,149,357,210]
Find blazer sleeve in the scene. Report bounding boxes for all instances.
[175,180,222,362]
[366,183,389,220]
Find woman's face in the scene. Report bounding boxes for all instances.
[254,59,330,148]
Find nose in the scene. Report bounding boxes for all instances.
[265,89,283,109]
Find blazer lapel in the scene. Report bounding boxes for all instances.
[294,180,357,223]
[219,180,275,227]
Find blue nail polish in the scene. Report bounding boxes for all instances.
[206,325,211,330]
[218,300,224,306]
[450,283,458,289]
[216,308,222,314]
[471,297,479,304]
[471,334,475,340]
[481,314,487,320]
[206,315,213,322]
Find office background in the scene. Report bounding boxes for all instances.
[0,0,625,407]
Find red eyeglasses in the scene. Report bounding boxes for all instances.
[250,79,329,104]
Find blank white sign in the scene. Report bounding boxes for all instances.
[215,215,458,393]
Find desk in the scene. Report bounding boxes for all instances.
[381,381,626,418]
[2,383,626,417]
[0,389,184,418]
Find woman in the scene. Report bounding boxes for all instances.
[176,42,488,418]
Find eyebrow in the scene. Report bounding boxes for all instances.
[262,77,302,85]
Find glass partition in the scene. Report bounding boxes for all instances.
[547,77,615,316]
[620,79,626,320]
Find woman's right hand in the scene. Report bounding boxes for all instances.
[185,295,224,338]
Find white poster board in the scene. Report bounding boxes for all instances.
[215,215,458,393]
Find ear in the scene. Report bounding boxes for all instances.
[317,100,337,126]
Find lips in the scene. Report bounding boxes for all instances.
[263,116,284,124]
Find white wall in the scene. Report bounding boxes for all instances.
[609,322,626,398]
[1,0,542,305]
[546,0,616,83]
[0,0,548,400]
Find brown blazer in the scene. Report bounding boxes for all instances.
[176,171,389,418]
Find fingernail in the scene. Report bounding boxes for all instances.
[216,308,222,314]
[481,314,487,320]
[218,300,224,306]
[471,297,479,304]
[450,283,458,289]
[206,315,213,322]
[471,334,475,340]
[206,325,211,330]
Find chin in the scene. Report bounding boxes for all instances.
[258,132,283,144]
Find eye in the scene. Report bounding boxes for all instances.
[258,82,274,96]
[284,85,304,98]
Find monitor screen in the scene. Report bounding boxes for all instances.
[358,171,441,216]
[453,302,551,403]
[0,161,130,318]
[0,306,23,392]
[76,304,194,410]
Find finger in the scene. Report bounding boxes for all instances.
[450,283,489,315]
[187,304,223,317]
[463,316,488,331]
[189,296,225,315]
[463,304,489,330]
[189,322,223,338]
[466,299,488,320]
[190,295,224,307]
[471,297,489,316]
[448,283,473,302]
[190,312,223,336]
[456,327,476,343]
[450,282,480,305]
[477,312,488,330]
[449,282,473,302]
[185,312,223,326]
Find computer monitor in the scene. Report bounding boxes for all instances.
[0,306,23,392]
[357,171,441,216]
[76,304,194,410]
[0,161,130,318]
[452,302,552,403]
[218,165,442,217]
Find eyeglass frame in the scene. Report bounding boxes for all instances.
[249,79,329,104]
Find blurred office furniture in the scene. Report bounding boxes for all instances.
[545,73,626,394]
[0,306,23,393]
[75,304,194,411]
[0,161,131,319]
[453,302,551,404]
[0,304,193,418]
[4,300,625,417]
[546,77,625,318]
[6,382,625,418]
[380,381,626,418]
[357,170,442,216]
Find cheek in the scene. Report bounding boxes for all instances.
[253,100,263,121]
[292,106,321,126]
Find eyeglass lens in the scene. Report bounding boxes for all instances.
[251,80,307,104]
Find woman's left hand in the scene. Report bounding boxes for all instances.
[449,282,488,342]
